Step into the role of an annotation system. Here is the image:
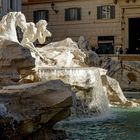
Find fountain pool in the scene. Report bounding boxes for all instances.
[54,105,140,140]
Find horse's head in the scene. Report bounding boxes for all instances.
[0,12,16,28]
[15,12,27,31]
[0,12,22,42]
[0,12,18,35]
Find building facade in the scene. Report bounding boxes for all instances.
[0,0,21,17]
[22,0,140,54]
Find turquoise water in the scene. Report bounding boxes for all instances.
[54,106,140,140]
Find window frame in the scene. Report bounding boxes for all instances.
[65,8,81,21]
[33,10,49,23]
[97,5,115,20]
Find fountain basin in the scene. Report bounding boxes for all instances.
[54,105,140,140]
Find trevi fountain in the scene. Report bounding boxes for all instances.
[0,12,140,140]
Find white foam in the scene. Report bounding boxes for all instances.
[55,111,116,126]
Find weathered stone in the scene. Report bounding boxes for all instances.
[36,38,87,67]
[0,40,35,85]
[37,67,109,113]
[100,69,138,107]
[0,80,72,138]
[100,57,140,91]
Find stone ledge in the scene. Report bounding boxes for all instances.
[0,80,72,139]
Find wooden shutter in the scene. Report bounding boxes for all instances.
[45,10,49,22]
[33,11,37,23]
[65,8,69,21]
[77,8,81,20]
[97,6,101,19]
[111,6,115,19]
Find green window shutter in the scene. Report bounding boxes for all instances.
[111,6,115,19]
[45,10,49,22]
[97,6,101,19]
[77,8,81,20]
[65,9,69,21]
[33,11,37,23]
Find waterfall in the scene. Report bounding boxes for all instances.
[36,67,109,117]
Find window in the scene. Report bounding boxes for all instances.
[33,10,49,23]
[7,0,21,12]
[97,6,115,19]
[65,8,81,21]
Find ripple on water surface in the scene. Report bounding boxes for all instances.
[54,106,140,140]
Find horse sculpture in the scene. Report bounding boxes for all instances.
[0,12,53,64]
[0,12,27,42]
[21,20,52,45]
[20,20,53,63]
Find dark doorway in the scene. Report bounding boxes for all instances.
[97,36,114,54]
[129,18,140,54]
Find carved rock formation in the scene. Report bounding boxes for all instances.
[0,40,35,85]
[0,80,72,139]
[37,67,109,113]
[36,38,87,67]
[99,68,138,107]
[0,12,72,139]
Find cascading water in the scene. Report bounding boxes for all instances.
[36,67,109,117]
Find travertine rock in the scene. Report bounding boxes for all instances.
[100,57,140,91]
[100,68,138,107]
[36,38,87,67]
[0,80,72,138]
[37,67,109,113]
[0,40,35,85]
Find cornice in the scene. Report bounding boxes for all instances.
[22,0,78,5]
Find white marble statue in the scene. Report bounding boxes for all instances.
[20,22,45,60]
[0,12,53,64]
[0,12,51,44]
[36,20,52,44]
[21,22,37,45]
[21,20,52,45]
[20,20,52,63]
[0,12,27,42]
